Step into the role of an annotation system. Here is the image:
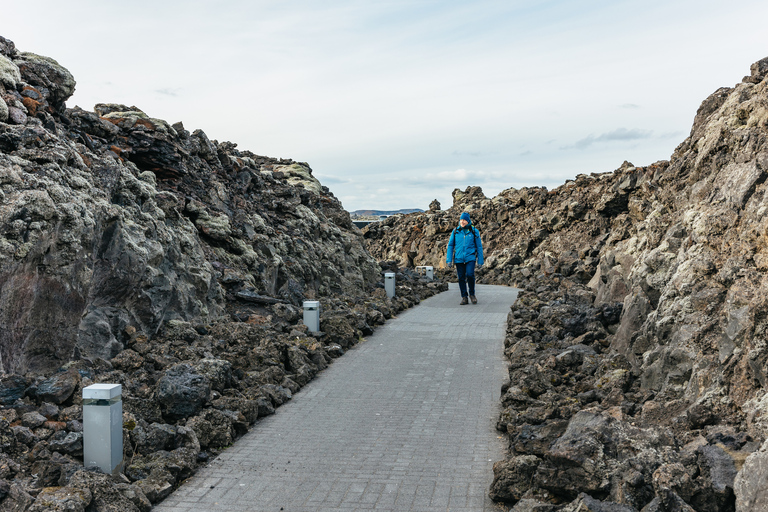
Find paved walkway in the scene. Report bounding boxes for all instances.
[155,283,518,512]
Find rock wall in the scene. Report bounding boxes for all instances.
[0,35,450,511]
[367,58,768,510]
[0,35,381,374]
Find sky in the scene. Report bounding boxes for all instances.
[3,0,767,212]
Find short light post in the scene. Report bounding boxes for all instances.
[83,384,123,475]
[384,272,396,298]
[303,300,320,333]
[416,265,434,280]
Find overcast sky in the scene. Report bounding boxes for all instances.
[4,1,767,212]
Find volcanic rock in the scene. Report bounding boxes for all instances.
[155,363,211,421]
[30,370,79,405]
[368,55,768,510]
[0,34,452,512]
[734,440,768,511]
[47,430,83,455]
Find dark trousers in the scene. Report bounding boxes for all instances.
[455,261,476,297]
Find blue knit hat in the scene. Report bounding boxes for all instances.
[460,212,471,222]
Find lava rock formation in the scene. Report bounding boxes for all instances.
[366,57,768,511]
[0,35,446,511]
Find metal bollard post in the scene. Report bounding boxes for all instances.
[384,272,396,298]
[303,300,320,333]
[83,384,123,475]
[425,266,434,280]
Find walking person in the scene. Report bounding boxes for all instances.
[446,212,484,305]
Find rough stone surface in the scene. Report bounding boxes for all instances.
[0,43,380,375]
[0,375,26,405]
[368,56,768,509]
[0,35,448,512]
[0,54,20,89]
[734,439,768,512]
[560,493,639,512]
[511,499,558,512]
[155,363,211,421]
[0,96,8,123]
[47,431,83,455]
[31,370,79,404]
[14,52,75,113]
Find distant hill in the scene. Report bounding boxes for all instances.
[350,208,423,216]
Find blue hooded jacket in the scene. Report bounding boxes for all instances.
[446,212,484,265]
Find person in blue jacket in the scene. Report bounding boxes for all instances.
[446,212,484,305]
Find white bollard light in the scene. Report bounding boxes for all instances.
[303,300,320,333]
[415,265,434,280]
[83,384,123,475]
[384,272,396,298]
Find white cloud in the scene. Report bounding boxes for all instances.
[315,174,351,185]
[420,168,513,185]
[154,88,181,97]
[561,128,654,150]
[2,0,767,213]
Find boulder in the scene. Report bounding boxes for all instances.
[193,358,232,392]
[130,423,178,455]
[65,470,142,512]
[512,420,569,456]
[1,482,34,512]
[15,52,76,108]
[0,452,21,479]
[0,419,19,455]
[155,363,211,420]
[560,493,638,512]
[641,494,696,512]
[47,430,83,455]
[114,483,152,512]
[134,469,175,504]
[489,455,541,502]
[651,463,694,504]
[685,444,737,511]
[28,485,91,512]
[0,54,20,89]
[510,499,557,512]
[186,409,236,449]
[0,96,7,123]
[33,370,80,405]
[11,425,36,446]
[29,459,64,487]
[21,411,46,429]
[735,441,768,512]
[211,396,259,424]
[124,448,196,486]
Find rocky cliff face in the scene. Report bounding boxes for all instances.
[367,58,768,510]
[0,36,383,374]
[0,35,448,511]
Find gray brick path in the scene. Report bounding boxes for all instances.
[155,283,518,512]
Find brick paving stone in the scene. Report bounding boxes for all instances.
[155,283,517,512]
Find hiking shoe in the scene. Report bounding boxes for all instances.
[470,295,477,304]
[460,297,469,305]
